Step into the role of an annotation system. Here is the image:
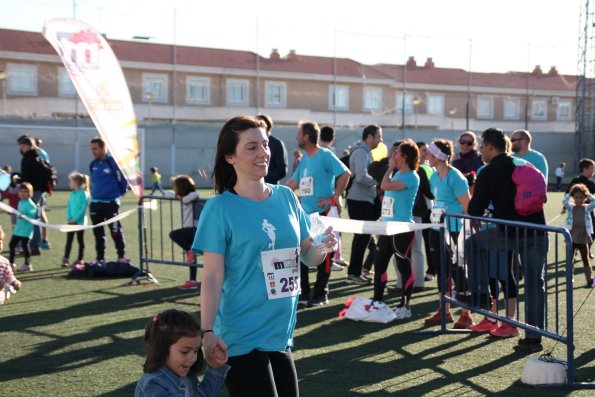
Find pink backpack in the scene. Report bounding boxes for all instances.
[511,158,547,216]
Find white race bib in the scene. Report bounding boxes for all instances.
[261,247,301,300]
[381,196,394,218]
[430,208,445,224]
[299,176,314,197]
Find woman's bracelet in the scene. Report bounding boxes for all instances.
[201,329,214,336]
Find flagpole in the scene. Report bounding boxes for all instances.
[171,7,177,179]
[73,0,80,171]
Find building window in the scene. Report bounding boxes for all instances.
[427,94,444,115]
[363,87,382,112]
[476,96,494,119]
[531,98,547,121]
[503,97,520,120]
[142,73,168,103]
[265,81,287,108]
[6,63,37,96]
[227,79,250,106]
[186,76,210,105]
[58,67,76,98]
[329,85,349,111]
[396,92,414,114]
[557,100,572,121]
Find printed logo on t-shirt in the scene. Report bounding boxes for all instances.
[262,219,277,250]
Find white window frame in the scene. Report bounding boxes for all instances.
[427,93,444,115]
[186,76,210,105]
[226,79,250,106]
[142,73,168,103]
[58,67,76,98]
[264,81,287,108]
[328,84,349,111]
[503,97,520,120]
[396,92,414,114]
[6,63,37,96]
[363,87,382,112]
[531,98,548,121]
[476,96,494,119]
[556,100,572,121]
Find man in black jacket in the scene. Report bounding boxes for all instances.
[18,136,47,255]
[468,128,547,352]
[258,114,288,184]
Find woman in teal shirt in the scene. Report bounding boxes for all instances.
[193,115,335,397]
[373,140,420,320]
[425,139,472,329]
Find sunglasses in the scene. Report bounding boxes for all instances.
[510,138,523,142]
[459,140,474,146]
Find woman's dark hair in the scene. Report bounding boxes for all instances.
[173,175,196,197]
[213,116,266,194]
[397,139,419,170]
[432,139,454,162]
[255,114,273,133]
[143,309,204,375]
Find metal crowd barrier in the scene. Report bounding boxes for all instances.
[425,212,594,389]
[126,195,205,285]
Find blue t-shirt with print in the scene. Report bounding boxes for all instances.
[292,147,348,214]
[430,167,469,232]
[381,170,420,222]
[192,184,311,357]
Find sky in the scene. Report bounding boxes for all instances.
[0,0,582,75]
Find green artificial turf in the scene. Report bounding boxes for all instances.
[1,191,594,396]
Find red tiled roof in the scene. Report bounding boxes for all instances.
[0,27,577,90]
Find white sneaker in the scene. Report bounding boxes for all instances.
[394,306,412,320]
[10,263,17,272]
[331,262,344,271]
[18,263,33,272]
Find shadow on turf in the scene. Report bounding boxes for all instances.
[0,287,196,384]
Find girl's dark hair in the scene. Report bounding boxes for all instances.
[143,309,204,375]
[397,139,419,170]
[213,115,266,194]
[432,139,454,162]
[173,175,196,197]
[570,183,590,198]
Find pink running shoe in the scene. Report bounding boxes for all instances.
[186,251,196,263]
[179,280,200,290]
[470,317,498,333]
[489,323,519,338]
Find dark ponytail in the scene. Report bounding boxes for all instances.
[213,116,266,194]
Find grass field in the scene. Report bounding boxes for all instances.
[1,190,595,396]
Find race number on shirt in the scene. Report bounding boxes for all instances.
[261,247,301,300]
[299,176,314,196]
[381,196,394,218]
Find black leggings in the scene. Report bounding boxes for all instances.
[64,230,85,261]
[373,232,415,306]
[226,349,298,397]
[488,250,518,299]
[9,236,30,264]
[169,227,198,281]
[428,229,461,293]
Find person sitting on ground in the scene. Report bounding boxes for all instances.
[0,226,22,304]
[166,175,201,290]
[135,309,229,397]
[563,183,595,287]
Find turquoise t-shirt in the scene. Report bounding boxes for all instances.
[67,189,90,225]
[514,150,548,178]
[192,184,311,357]
[14,198,37,238]
[292,147,348,214]
[381,170,420,222]
[430,167,469,232]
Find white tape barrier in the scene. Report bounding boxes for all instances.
[0,201,143,233]
[319,216,437,236]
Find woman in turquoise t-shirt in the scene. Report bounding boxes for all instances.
[425,139,471,329]
[193,116,336,397]
[373,140,420,320]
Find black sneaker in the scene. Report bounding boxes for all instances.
[516,337,543,352]
[310,295,329,306]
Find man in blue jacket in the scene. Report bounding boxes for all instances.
[89,137,129,264]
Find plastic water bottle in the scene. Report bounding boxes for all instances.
[310,213,334,255]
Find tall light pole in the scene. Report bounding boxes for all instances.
[0,70,7,117]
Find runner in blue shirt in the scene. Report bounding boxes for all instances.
[286,121,350,306]
[424,139,472,329]
[194,116,336,397]
[373,140,420,320]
